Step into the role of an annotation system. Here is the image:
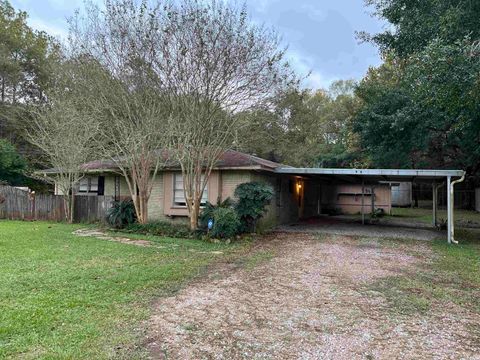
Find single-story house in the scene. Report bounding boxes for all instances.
[40,150,392,229]
[40,150,466,242]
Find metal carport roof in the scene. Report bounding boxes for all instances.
[275,167,465,182]
[274,167,466,244]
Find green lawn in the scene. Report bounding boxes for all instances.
[390,207,480,226]
[0,221,246,359]
[368,228,480,315]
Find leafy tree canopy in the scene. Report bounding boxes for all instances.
[0,0,59,106]
[355,0,480,177]
[363,0,480,56]
[0,0,61,187]
[237,80,364,167]
[0,138,27,185]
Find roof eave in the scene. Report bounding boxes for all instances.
[275,167,465,178]
[35,165,275,175]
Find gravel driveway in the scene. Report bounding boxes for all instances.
[276,216,442,241]
[145,233,480,359]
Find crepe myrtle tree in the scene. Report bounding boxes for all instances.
[27,92,101,223]
[156,0,297,230]
[103,89,170,225]
[69,0,297,229]
[68,1,172,224]
[84,71,170,225]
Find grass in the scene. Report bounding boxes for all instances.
[366,229,480,315]
[238,250,275,271]
[390,207,480,226]
[0,220,248,359]
[2,219,479,357]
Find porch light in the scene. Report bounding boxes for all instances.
[297,183,302,192]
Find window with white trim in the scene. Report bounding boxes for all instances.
[89,177,98,192]
[79,178,89,193]
[78,177,99,194]
[173,173,208,207]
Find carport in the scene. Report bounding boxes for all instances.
[274,168,466,244]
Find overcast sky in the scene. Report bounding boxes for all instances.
[11,0,385,89]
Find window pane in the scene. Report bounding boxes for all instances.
[201,183,208,204]
[89,177,98,192]
[173,173,208,206]
[79,178,88,192]
[174,192,185,202]
[174,174,186,206]
[175,176,183,188]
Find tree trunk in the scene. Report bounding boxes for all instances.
[139,195,148,224]
[63,195,74,223]
[69,195,75,223]
[189,199,200,230]
[132,192,149,225]
[64,197,69,222]
[1,77,4,103]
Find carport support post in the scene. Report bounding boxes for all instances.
[447,176,452,244]
[371,186,375,216]
[361,180,365,225]
[432,181,437,228]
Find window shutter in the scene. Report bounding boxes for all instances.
[97,176,105,195]
[114,176,120,201]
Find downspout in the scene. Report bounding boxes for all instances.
[449,172,466,244]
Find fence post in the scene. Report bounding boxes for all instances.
[30,191,36,220]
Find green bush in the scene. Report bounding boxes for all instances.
[124,221,193,238]
[209,207,240,239]
[106,200,137,229]
[371,208,386,219]
[199,197,234,229]
[234,182,274,233]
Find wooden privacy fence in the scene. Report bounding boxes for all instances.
[73,195,114,223]
[0,186,114,222]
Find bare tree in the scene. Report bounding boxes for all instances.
[27,91,101,223]
[155,0,297,229]
[68,1,171,224]
[94,81,169,224]
[69,0,296,228]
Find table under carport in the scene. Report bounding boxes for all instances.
[274,168,466,244]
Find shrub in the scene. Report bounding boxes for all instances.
[106,200,137,228]
[326,207,343,216]
[125,221,195,238]
[199,197,234,229]
[437,218,447,230]
[371,208,386,219]
[124,221,193,238]
[209,207,240,239]
[234,182,274,233]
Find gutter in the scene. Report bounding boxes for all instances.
[449,172,466,244]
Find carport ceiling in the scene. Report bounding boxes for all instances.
[274,168,465,183]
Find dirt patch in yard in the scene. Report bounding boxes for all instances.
[73,229,225,256]
[73,229,157,247]
[144,233,480,359]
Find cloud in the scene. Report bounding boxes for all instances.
[27,16,68,40]
[46,0,85,9]
[286,49,334,89]
[246,0,383,89]
[12,0,383,89]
